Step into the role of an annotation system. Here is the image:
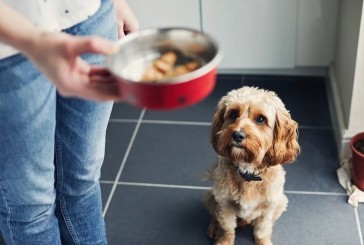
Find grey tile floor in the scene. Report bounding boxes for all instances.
[102,75,363,245]
[1,75,362,245]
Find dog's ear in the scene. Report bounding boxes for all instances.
[210,99,226,154]
[264,106,300,166]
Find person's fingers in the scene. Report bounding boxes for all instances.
[114,0,139,38]
[88,67,118,86]
[57,73,121,102]
[124,17,139,34]
[76,57,93,75]
[117,24,126,39]
[69,36,117,56]
[86,84,122,101]
[70,82,122,102]
[121,1,139,34]
[89,75,118,86]
[86,73,122,101]
[89,66,113,76]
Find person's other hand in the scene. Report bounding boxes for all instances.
[114,0,139,39]
[24,31,121,101]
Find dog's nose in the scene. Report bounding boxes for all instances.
[232,131,246,143]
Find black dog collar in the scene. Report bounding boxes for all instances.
[236,167,262,182]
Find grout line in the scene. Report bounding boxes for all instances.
[102,109,146,217]
[284,190,347,196]
[354,208,364,245]
[119,181,211,190]
[100,180,210,190]
[298,125,333,130]
[199,0,204,32]
[109,118,210,126]
[100,180,117,184]
[100,180,346,196]
[109,119,138,123]
[142,120,211,126]
[109,118,332,130]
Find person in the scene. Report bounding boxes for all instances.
[0,0,139,244]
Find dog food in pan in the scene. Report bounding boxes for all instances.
[141,51,201,82]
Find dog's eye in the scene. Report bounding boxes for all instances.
[256,115,266,125]
[230,110,239,120]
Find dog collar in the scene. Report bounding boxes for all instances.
[235,167,262,182]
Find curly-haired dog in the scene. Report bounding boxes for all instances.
[204,86,300,245]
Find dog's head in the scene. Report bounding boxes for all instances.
[210,87,300,169]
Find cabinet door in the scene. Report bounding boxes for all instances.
[127,0,201,30]
[296,0,339,66]
[202,0,297,69]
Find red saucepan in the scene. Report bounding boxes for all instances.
[106,27,223,110]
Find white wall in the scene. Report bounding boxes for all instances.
[333,0,362,126]
[331,0,363,157]
[349,2,364,134]
[296,0,339,66]
[127,0,201,30]
[127,0,338,72]
[202,0,297,69]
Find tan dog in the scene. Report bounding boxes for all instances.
[204,86,300,245]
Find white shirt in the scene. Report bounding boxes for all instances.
[0,0,101,59]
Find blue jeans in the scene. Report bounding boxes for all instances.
[0,0,117,244]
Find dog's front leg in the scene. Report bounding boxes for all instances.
[214,204,237,245]
[253,212,274,245]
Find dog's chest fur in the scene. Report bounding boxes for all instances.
[212,160,285,221]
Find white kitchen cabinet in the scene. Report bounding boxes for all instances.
[126,0,339,70]
[127,0,201,30]
[201,0,298,69]
[296,0,339,66]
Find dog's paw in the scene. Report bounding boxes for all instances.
[214,232,235,245]
[207,221,219,240]
[255,238,273,245]
[215,242,233,245]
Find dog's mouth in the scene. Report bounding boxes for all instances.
[231,142,244,149]
[228,143,257,163]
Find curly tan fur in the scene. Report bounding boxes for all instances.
[205,87,300,245]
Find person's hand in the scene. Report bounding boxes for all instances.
[114,0,139,39]
[24,31,121,101]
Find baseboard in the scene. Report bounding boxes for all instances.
[218,67,328,76]
[327,65,352,159]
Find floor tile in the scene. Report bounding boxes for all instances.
[104,186,359,245]
[101,122,137,181]
[274,194,360,245]
[120,123,216,186]
[244,75,331,127]
[284,128,343,193]
[110,102,142,120]
[104,185,256,245]
[143,75,244,122]
[358,206,364,241]
[119,124,342,193]
[101,183,113,209]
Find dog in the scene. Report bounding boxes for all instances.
[204,86,300,245]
